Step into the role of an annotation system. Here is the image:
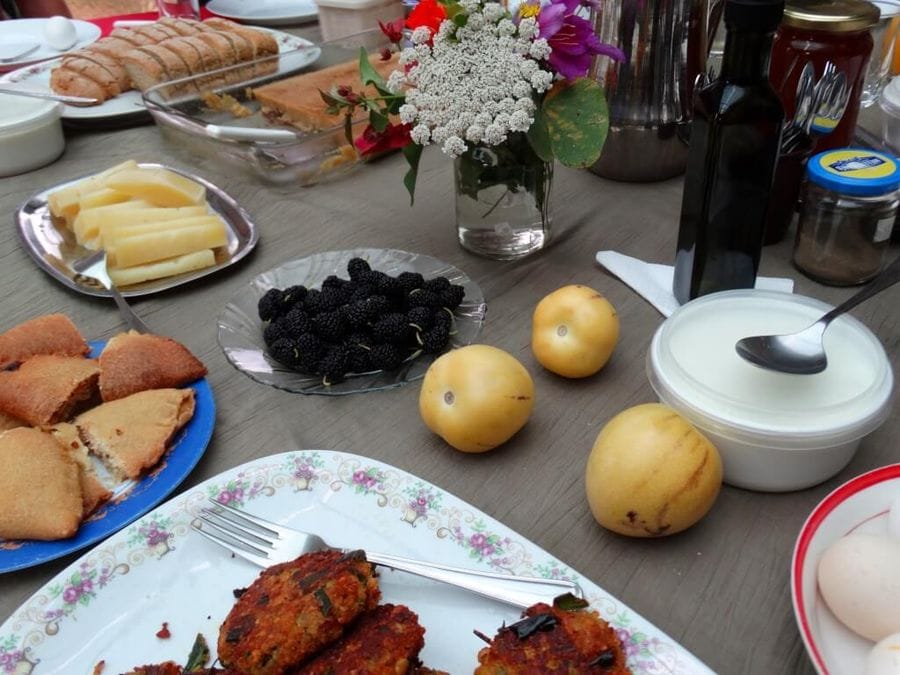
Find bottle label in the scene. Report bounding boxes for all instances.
[821,150,896,179]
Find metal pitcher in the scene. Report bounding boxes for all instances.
[590,0,722,182]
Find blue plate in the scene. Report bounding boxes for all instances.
[0,340,215,574]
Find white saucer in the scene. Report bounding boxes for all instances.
[0,18,101,70]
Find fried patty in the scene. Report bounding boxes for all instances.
[474,602,631,674]
[298,603,425,674]
[124,666,245,674]
[218,550,380,675]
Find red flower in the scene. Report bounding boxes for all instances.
[355,123,412,156]
[406,0,447,35]
[378,17,404,43]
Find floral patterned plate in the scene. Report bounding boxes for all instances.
[0,450,713,674]
[217,248,487,395]
[0,340,215,574]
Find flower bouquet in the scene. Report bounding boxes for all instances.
[324,0,623,258]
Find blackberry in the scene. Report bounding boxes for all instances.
[303,289,327,315]
[432,307,453,330]
[319,345,349,384]
[372,313,410,344]
[365,295,392,318]
[347,257,371,281]
[262,320,286,346]
[322,275,349,291]
[258,288,285,321]
[397,271,425,293]
[439,284,466,310]
[312,310,348,342]
[375,273,403,299]
[406,306,434,331]
[368,343,403,370]
[421,324,450,354]
[345,332,371,349]
[280,285,308,308]
[281,307,313,336]
[347,344,373,373]
[320,286,350,310]
[423,276,451,294]
[343,300,372,329]
[349,283,377,302]
[268,337,301,368]
[406,289,441,310]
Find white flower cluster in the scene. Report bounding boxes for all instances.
[389,0,555,158]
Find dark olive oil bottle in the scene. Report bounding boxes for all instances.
[673,0,785,305]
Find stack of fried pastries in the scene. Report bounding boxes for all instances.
[0,314,206,541]
[50,17,278,103]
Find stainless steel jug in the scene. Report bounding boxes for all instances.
[590,0,720,182]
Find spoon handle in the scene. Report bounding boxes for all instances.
[820,254,900,326]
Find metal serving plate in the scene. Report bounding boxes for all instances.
[15,162,259,298]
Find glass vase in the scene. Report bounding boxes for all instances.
[453,133,553,260]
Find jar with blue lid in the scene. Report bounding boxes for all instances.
[793,148,900,285]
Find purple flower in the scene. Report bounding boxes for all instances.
[537,0,624,79]
[80,578,93,594]
[352,470,367,485]
[62,586,80,604]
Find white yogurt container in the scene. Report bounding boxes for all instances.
[315,0,404,42]
[0,93,64,177]
[647,290,894,492]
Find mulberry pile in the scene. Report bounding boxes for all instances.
[258,258,466,385]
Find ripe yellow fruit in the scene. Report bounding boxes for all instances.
[585,403,722,537]
[419,344,534,453]
[531,285,619,378]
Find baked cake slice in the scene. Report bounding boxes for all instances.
[76,388,195,480]
[0,313,89,369]
[47,422,112,518]
[0,427,83,540]
[98,331,207,401]
[0,355,100,426]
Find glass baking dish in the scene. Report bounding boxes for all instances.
[142,29,392,187]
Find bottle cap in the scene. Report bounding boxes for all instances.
[806,148,900,196]
[782,0,880,33]
[725,0,786,31]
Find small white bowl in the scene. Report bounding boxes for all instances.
[0,93,64,177]
[647,290,894,492]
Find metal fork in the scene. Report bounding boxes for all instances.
[193,499,583,609]
[72,250,152,333]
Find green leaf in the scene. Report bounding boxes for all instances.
[343,113,354,147]
[184,633,211,671]
[402,143,424,205]
[319,89,340,107]
[358,47,387,89]
[452,12,468,27]
[369,109,389,132]
[541,78,609,168]
[526,105,553,163]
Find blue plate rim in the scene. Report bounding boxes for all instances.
[0,339,215,574]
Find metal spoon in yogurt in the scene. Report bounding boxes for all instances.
[735,254,900,375]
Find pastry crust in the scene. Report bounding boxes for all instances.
[98,331,207,401]
[47,422,112,518]
[0,313,89,370]
[0,427,83,541]
[0,355,100,427]
[76,388,195,480]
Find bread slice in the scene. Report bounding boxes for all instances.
[133,25,176,44]
[58,55,121,98]
[157,17,204,36]
[66,48,130,94]
[76,388,195,480]
[177,35,226,86]
[0,355,100,426]
[50,66,111,102]
[192,31,238,68]
[110,27,156,46]
[156,44,200,92]
[0,427,83,540]
[204,18,278,56]
[47,422,112,518]
[120,49,170,92]
[0,314,89,370]
[98,331,206,401]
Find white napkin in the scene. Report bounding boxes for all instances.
[595,250,795,317]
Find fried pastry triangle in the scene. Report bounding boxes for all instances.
[0,427,83,540]
[47,422,113,518]
[76,388,195,480]
[99,331,207,401]
[0,355,100,426]
[0,314,89,369]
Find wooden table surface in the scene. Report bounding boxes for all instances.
[0,24,898,675]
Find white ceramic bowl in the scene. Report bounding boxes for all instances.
[0,93,64,177]
[647,290,894,492]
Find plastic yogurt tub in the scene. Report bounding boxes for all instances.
[647,290,894,492]
[0,93,64,177]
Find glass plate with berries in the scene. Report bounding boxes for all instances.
[217,248,487,395]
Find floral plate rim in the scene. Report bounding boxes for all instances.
[0,449,713,674]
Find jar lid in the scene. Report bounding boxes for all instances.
[782,0,880,31]
[647,290,893,448]
[806,148,900,195]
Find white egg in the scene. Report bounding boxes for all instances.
[43,15,77,51]
[818,533,900,642]
[866,633,900,675]
[888,496,900,540]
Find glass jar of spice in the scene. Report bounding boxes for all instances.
[793,148,900,285]
[770,0,880,152]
